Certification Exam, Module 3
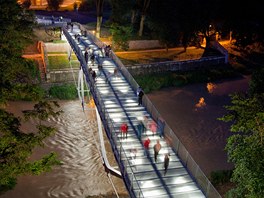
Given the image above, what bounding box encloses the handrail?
[77,24,221,198]
[62,26,144,198]
[95,107,122,178]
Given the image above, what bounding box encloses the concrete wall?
[46,68,79,83]
[128,40,163,50]
[45,42,69,52]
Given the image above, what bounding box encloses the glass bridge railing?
[63,24,221,198]
[63,26,144,198]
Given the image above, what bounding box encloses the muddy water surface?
[1,100,127,198]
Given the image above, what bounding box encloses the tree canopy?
[0,101,62,193]
[109,0,264,49]
[47,0,64,11]
[0,0,61,193]
[219,69,264,197]
[0,0,44,104]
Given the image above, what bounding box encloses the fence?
[36,15,71,26]
[127,56,226,75]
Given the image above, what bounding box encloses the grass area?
[52,40,67,43]
[116,47,204,65]
[47,52,68,54]
[49,84,77,100]
[48,55,80,69]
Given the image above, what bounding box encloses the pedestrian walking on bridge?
[164,153,170,176]
[136,121,145,140]
[143,138,151,156]
[154,140,161,162]
[120,123,128,139]
[138,89,144,106]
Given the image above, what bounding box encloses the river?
[1,100,128,198]
[1,75,250,198]
[147,75,251,176]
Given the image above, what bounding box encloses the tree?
[21,0,31,9]
[138,0,151,37]
[219,70,264,197]
[95,0,104,37]
[249,68,264,96]
[109,23,132,50]
[78,0,95,11]
[131,0,141,25]
[47,0,64,11]
[0,101,62,193]
[0,1,61,193]
[222,0,264,47]
[148,0,182,50]
[109,0,133,24]
[0,0,44,104]
[148,0,225,49]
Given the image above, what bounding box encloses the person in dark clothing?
[157,117,165,137]
[137,86,142,96]
[71,23,74,32]
[91,70,96,82]
[138,90,144,106]
[90,53,95,66]
[164,153,170,175]
[97,63,103,76]
[84,49,89,64]
[136,121,145,140]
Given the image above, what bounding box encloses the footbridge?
[60,23,221,198]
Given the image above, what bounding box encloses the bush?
[8,84,45,101]
[134,67,237,93]
[210,170,233,185]
[49,84,77,100]
[109,23,132,51]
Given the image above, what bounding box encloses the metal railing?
[36,15,71,26]
[75,24,221,198]
[62,26,144,198]
[127,56,226,75]
[111,52,222,198]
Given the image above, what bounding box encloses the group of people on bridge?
[119,86,169,175]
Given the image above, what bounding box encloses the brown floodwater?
[1,75,250,197]
[1,100,128,198]
[147,75,251,176]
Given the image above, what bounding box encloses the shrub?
[210,170,233,185]
[49,84,77,100]
[135,67,237,93]
[109,23,132,51]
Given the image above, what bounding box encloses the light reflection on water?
[1,100,128,198]
[206,82,217,94]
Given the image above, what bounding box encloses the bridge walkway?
[63,24,206,198]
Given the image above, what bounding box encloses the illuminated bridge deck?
[63,24,206,198]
